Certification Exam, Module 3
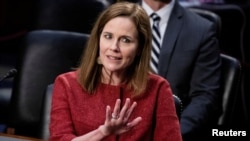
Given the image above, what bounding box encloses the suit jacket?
[141,1,222,140]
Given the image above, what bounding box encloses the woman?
[49,2,182,141]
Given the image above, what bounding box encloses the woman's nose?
[109,40,120,52]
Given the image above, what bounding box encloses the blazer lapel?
[158,2,184,77]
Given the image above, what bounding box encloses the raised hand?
[99,98,142,136]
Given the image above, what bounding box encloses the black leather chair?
[34,0,112,34]
[173,94,183,120]
[218,53,241,128]
[188,7,221,39]
[186,4,247,61]
[6,30,89,139]
[41,84,54,140]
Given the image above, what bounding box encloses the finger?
[112,99,121,119]
[124,101,137,120]
[119,98,131,119]
[126,117,142,128]
[106,105,111,121]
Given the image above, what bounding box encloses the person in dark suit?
[138,0,222,140]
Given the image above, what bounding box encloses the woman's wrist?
[98,125,110,137]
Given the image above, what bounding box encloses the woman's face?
[99,16,139,74]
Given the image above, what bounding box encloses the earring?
[97,57,102,64]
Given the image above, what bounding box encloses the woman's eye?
[121,37,131,43]
[104,34,112,39]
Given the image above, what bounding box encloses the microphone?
[0,68,18,82]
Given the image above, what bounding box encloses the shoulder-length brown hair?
[77,2,152,97]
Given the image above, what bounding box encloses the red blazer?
[49,71,182,141]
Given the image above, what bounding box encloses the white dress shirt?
[142,0,175,46]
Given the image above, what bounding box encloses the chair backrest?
[34,0,111,34]
[41,84,54,140]
[187,4,246,61]
[7,30,89,138]
[189,7,222,39]
[173,94,183,120]
[218,53,241,127]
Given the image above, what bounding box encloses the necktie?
[150,13,161,74]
